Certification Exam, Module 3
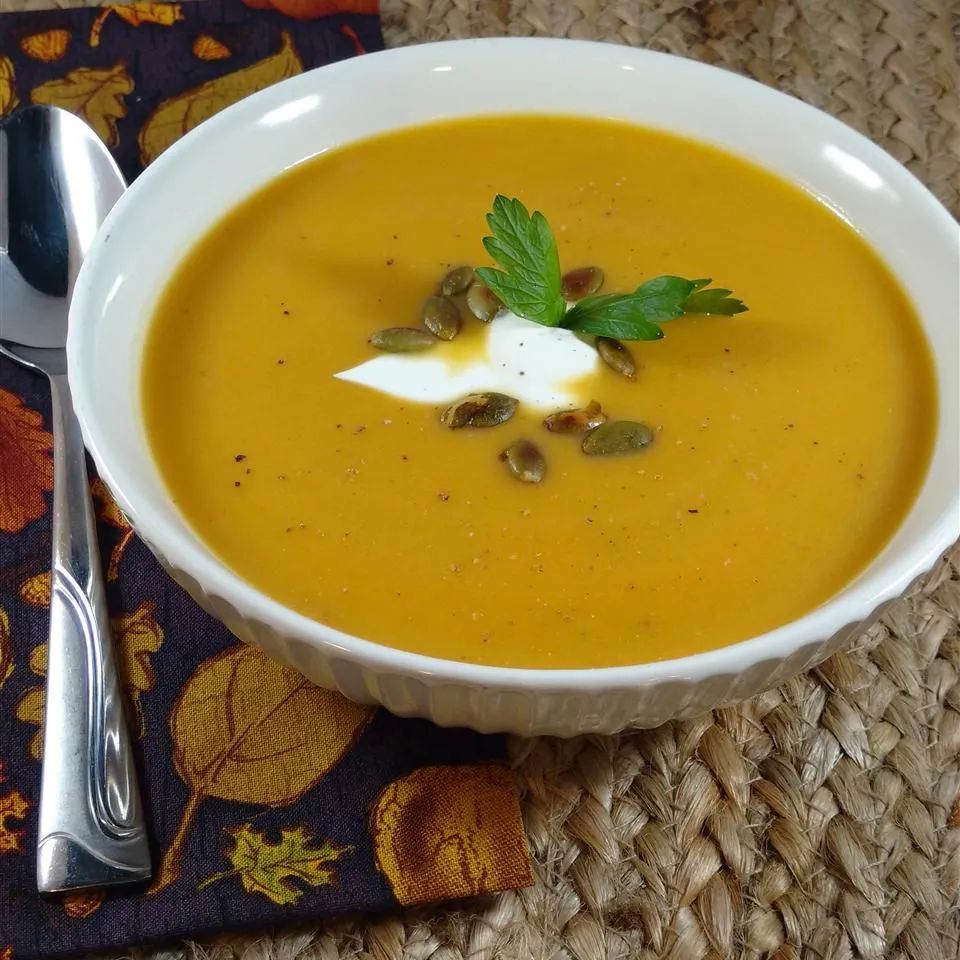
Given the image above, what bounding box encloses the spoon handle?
[37,372,151,893]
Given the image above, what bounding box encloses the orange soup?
[142,116,936,668]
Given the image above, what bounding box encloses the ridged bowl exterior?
[68,40,960,737]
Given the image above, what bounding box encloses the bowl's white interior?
[69,38,959,690]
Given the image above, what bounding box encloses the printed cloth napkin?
[0,3,532,956]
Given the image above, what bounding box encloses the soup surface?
[143,115,936,668]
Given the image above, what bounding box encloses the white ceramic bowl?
[68,38,960,736]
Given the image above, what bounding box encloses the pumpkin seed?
[370,327,437,352]
[581,421,654,456]
[562,266,604,301]
[597,337,637,380]
[422,296,462,341]
[543,400,607,435]
[440,265,474,296]
[499,439,546,484]
[466,281,503,323]
[441,392,518,429]
[574,330,597,348]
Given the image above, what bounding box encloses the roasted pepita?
[597,337,637,380]
[441,392,518,429]
[440,265,474,296]
[581,421,654,456]
[499,439,546,483]
[543,400,607,434]
[369,327,437,352]
[466,281,503,323]
[562,266,604,301]
[422,296,462,341]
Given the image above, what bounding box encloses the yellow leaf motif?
[18,571,51,607]
[139,31,302,165]
[90,3,184,48]
[21,29,71,63]
[15,687,44,760]
[0,56,17,117]
[16,644,47,758]
[0,607,12,691]
[113,601,164,736]
[30,63,134,148]
[91,478,135,581]
[193,34,231,62]
[371,764,533,905]
[198,824,349,904]
[0,765,29,855]
[152,645,372,892]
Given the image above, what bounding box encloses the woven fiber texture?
[2,1,959,958]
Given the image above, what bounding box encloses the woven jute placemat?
[3,1,959,957]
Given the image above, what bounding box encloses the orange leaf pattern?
[61,890,105,919]
[90,3,185,47]
[0,56,16,116]
[192,34,232,61]
[0,762,29,856]
[241,0,377,19]
[20,29,71,63]
[370,764,532,905]
[139,31,302,165]
[30,62,134,148]
[0,390,52,534]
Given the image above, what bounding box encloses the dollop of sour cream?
[335,310,597,410]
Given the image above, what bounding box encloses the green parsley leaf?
[474,195,565,327]
[473,196,748,340]
[562,276,744,340]
[561,293,666,341]
[683,286,748,316]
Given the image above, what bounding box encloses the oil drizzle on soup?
[142,115,937,668]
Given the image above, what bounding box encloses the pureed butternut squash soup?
[143,115,936,669]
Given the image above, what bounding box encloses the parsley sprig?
[474,195,746,340]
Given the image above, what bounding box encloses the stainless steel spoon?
[0,105,151,892]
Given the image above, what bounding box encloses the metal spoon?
[0,105,150,892]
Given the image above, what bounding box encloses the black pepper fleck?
[234,454,246,462]
[688,509,699,514]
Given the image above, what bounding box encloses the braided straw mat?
[3,1,959,958]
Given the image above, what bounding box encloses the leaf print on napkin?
[89,3,184,48]
[192,34,232,62]
[113,601,164,737]
[30,63,134,148]
[0,762,30,856]
[0,608,12,691]
[138,30,302,165]
[20,29,71,63]
[198,824,349,904]
[92,478,135,581]
[240,0,377,18]
[153,645,372,892]
[18,571,50,607]
[15,645,48,759]
[0,57,17,117]
[370,764,532,905]
[61,890,105,919]
[0,389,53,534]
